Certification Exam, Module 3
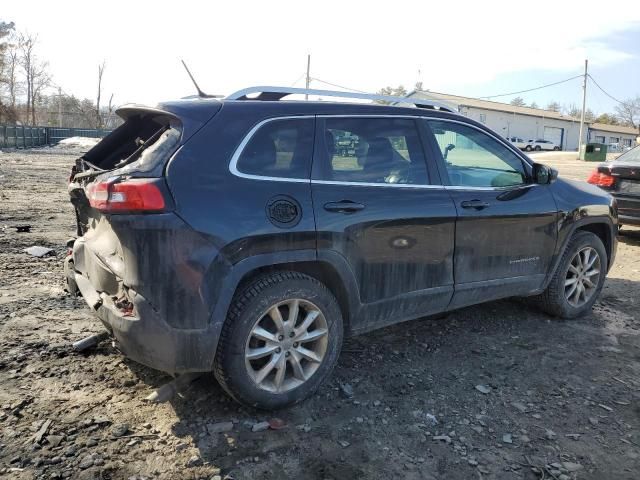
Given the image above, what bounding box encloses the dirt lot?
[1,149,639,480]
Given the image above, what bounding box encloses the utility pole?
[305,54,311,101]
[577,59,588,157]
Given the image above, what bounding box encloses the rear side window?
[314,117,428,185]
[236,118,314,179]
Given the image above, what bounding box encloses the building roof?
[588,123,639,135]
[407,90,638,136]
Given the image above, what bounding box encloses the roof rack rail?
[225,86,457,112]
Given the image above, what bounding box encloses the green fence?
[0,125,112,149]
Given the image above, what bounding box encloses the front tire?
[214,271,343,409]
[534,231,607,318]
[525,145,533,151]
[535,145,542,151]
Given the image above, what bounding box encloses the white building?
[407,90,638,151]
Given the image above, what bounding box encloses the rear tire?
[525,145,533,152]
[214,271,343,409]
[533,231,607,318]
[535,145,542,151]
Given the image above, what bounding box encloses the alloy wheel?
[564,247,601,307]
[245,299,329,393]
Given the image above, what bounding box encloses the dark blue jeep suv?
[66,87,618,409]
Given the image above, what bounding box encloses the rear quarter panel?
[165,105,317,325]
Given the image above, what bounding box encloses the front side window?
[314,118,428,185]
[426,120,528,188]
[236,118,314,179]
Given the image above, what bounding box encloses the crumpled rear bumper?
[69,238,218,375]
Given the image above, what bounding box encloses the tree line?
[508,96,639,129]
[0,20,118,129]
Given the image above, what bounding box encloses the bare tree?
[0,21,16,122]
[30,60,50,124]
[18,32,34,123]
[546,101,561,113]
[615,96,640,133]
[6,40,20,108]
[17,32,50,125]
[96,61,105,128]
[510,97,526,107]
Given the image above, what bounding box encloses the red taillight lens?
[587,170,616,188]
[86,179,166,213]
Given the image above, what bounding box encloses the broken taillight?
[86,179,166,213]
[587,169,616,188]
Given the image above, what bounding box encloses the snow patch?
[56,137,101,149]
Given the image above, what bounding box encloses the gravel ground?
[1,149,639,480]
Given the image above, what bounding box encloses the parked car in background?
[607,143,623,153]
[526,139,560,151]
[588,144,640,227]
[507,136,530,150]
[65,86,617,409]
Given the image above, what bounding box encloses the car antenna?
[180,59,222,98]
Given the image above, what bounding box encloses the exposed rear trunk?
[67,102,222,333]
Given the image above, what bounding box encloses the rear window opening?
[80,113,182,174]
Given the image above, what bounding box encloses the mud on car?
[66,87,618,409]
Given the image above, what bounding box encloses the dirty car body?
[66,91,617,407]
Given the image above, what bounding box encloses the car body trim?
[228,114,534,185]
[311,179,444,189]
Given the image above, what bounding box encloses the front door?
[311,116,457,332]
[424,119,558,309]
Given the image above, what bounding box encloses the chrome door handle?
[323,201,365,213]
[460,199,490,210]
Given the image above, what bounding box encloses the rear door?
[311,116,456,331]
[423,118,558,309]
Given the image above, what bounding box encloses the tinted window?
[314,118,428,185]
[616,144,640,163]
[236,118,314,179]
[426,120,527,188]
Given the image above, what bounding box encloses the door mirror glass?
[533,163,558,184]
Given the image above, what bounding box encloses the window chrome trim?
[229,115,314,183]
[311,179,445,189]
[228,114,534,189]
[444,184,535,191]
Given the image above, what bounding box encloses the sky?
[3,0,640,114]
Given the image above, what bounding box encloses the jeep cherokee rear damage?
[66,87,617,409]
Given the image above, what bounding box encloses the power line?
[478,75,583,99]
[587,74,626,105]
[289,74,306,87]
[309,77,369,94]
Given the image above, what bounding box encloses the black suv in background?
[66,87,617,409]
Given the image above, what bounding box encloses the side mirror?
[533,163,558,184]
[444,143,455,160]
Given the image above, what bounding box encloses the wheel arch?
[575,222,613,268]
[542,217,616,291]
[209,250,360,338]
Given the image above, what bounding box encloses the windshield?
[613,144,640,163]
